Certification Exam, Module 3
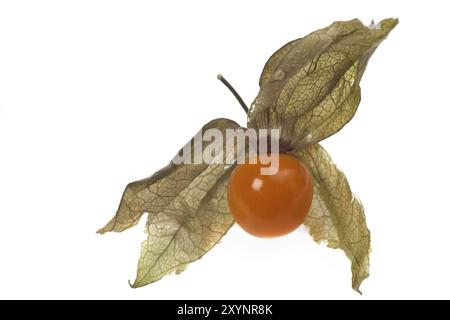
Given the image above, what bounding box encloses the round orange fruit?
[227,153,313,238]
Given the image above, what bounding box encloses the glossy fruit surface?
[227,153,313,238]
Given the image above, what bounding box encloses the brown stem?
[217,74,249,114]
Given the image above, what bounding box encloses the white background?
[0,0,448,300]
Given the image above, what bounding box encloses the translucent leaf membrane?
[249,18,398,150]
[293,144,370,293]
[99,118,242,287]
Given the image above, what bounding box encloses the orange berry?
[227,153,313,238]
